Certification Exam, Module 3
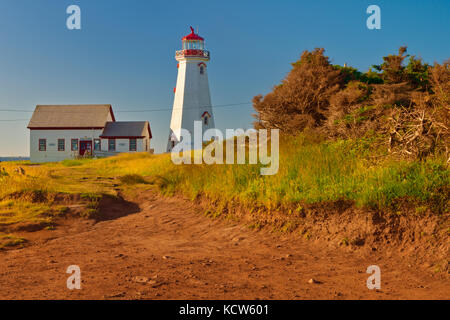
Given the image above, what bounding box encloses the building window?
[171,141,175,149]
[58,139,65,151]
[39,139,46,151]
[94,139,101,151]
[129,138,137,152]
[71,139,79,151]
[108,139,116,152]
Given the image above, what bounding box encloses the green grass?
[0,200,53,226]
[119,174,148,185]
[0,233,26,248]
[152,135,448,214]
[60,159,95,167]
[0,135,448,243]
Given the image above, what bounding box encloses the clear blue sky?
[0,0,449,156]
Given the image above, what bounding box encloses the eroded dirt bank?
[213,199,449,270]
[0,191,448,300]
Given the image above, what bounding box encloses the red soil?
[0,191,448,300]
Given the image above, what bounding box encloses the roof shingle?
[27,105,115,129]
[100,121,152,139]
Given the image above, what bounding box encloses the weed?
[0,233,26,248]
[119,174,147,185]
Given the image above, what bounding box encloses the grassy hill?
[0,134,448,248]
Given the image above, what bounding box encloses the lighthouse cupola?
[176,26,210,61]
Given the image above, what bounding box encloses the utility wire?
[0,102,253,113]
[118,102,252,113]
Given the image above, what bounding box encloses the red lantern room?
[176,26,210,61]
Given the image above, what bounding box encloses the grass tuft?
[119,174,147,185]
[0,233,27,248]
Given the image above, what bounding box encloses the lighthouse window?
[200,66,204,74]
[204,116,208,125]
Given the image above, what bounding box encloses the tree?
[253,48,342,134]
[405,56,430,91]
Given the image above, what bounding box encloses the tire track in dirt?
[0,191,448,300]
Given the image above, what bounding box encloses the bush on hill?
[253,47,449,161]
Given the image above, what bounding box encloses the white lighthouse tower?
[167,26,215,152]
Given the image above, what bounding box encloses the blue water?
[0,157,30,162]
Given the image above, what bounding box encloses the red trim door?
[79,140,92,156]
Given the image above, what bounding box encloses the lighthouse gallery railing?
[176,50,210,59]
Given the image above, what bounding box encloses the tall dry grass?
[0,134,447,241]
[152,135,448,214]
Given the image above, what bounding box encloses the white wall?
[30,129,103,163]
[99,137,151,153]
[168,56,215,151]
[114,139,138,153]
[30,129,152,163]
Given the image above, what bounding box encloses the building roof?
[100,121,152,139]
[182,26,204,41]
[27,105,115,129]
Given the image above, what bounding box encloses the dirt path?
[0,191,448,300]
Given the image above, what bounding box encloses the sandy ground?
[0,191,448,300]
